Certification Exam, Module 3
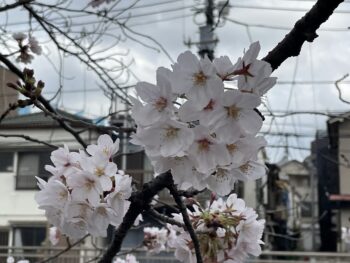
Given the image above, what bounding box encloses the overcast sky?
[4,0,350,163]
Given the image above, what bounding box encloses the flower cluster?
[131,42,275,195]
[169,194,265,263]
[114,254,139,263]
[143,226,176,254]
[12,33,42,64]
[35,134,133,239]
[6,257,29,263]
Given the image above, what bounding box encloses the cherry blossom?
[28,37,42,55]
[87,134,120,160]
[167,194,265,263]
[170,51,224,109]
[131,67,175,126]
[49,226,61,245]
[131,43,272,195]
[12,33,42,64]
[35,134,131,240]
[132,119,194,158]
[143,227,169,254]
[114,254,139,263]
[36,43,275,260]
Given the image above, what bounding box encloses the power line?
[7,0,183,26]
[5,4,196,28]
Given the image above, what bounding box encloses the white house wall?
[0,127,99,227]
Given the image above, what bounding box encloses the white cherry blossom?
[66,171,103,205]
[49,226,61,245]
[79,155,117,191]
[88,203,115,237]
[132,119,194,158]
[50,144,80,177]
[143,227,169,254]
[28,36,42,55]
[188,126,230,173]
[131,67,175,126]
[87,134,120,160]
[35,179,70,210]
[170,51,224,109]
[214,89,262,142]
[213,55,239,80]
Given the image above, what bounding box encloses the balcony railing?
[2,247,350,263]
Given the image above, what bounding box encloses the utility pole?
[184,0,220,61]
[198,0,215,60]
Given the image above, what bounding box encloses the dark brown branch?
[147,208,185,228]
[168,184,203,263]
[0,103,20,123]
[98,171,173,263]
[0,0,33,12]
[0,133,58,149]
[0,53,88,148]
[262,0,344,71]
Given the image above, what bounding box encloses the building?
[264,157,320,251]
[0,110,100,261]
[0,67,18,117]
[279,158,319,251]
[0,111,177,261]
[326,112,350,252]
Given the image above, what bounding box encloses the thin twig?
[335,73,350,105]
[168,184,203,263]
[37,234,89,263]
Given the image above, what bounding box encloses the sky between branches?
[3,0,350,163]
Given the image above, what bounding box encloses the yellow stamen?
[193,71,207,86]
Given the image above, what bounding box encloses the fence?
[1,247,350,263]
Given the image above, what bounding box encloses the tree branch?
[98,171,173,263]
[0,0,33,12]
[147,208,185,228]
[0,53,88,148]
[168,184,203,263]
[262,0,344,71]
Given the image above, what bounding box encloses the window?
[12,226,46,262]
[13,226,46,247]
[0,152,14,172]
[301,201,312,217]
[0,229,9,262]
[16,151,51,190]
[126,151,145,186]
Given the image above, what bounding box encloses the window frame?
[15,149,52,190]
[0,151,14,173]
